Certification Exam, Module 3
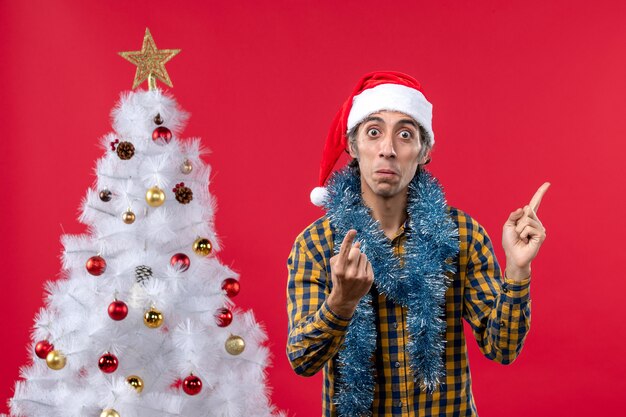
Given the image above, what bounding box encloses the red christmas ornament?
[170,253,190,272]
[182,374,202,395]
[86,256,107,276]
[152,126,172,145]
[215,307,233,327]
[221,278,240,298]
[35,340,54,359]
[98,352,119,374]
[108,300,129,321]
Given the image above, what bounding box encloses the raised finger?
[529,182,550,213]
[337,230,357,263]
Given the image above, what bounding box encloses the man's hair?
[346,122,432,176]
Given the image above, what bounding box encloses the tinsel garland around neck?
[323,167,459,417]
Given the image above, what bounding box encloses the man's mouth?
[375,169,399,176]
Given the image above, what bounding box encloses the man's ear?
[419,149,431,165]
[347,138,358,159]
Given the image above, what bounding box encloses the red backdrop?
[1,1,625,415]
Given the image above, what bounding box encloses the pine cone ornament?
[116,141,135,160]
[173,183,193,204]
[135,265,153,285]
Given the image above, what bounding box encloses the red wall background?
[1,1,625,416]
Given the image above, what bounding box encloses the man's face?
[349,111,427,199]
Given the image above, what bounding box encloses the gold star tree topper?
[119,28,181,90]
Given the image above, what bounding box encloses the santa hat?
[310,71,435,206]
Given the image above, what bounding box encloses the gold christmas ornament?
[145,186,166,207]
[144,307,164,328]
[225,335,245,356]
[46,350,66,370]
[193,237,213,257]
[100,409,121,417]
[181,159,193,174]
[122,210,136,224]
[118,28,181,90]
[126,375,144,393]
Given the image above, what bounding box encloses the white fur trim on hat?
[347,84,434,145]
[310,186,328,207]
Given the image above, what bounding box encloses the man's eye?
[367,128,380,137]
[399,131,412,139]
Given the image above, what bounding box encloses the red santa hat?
[310,71,435,206]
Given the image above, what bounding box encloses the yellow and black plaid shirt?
[286,207,531,417]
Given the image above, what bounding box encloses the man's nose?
[378,134,397,158]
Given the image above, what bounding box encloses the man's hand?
[502,182,550,281]
[326,230,374,318]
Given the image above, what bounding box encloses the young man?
[286,71,548,417]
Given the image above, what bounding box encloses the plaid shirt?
[286,207,531,417]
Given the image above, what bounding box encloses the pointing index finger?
[337,230,357,262]
[529,182,550,213]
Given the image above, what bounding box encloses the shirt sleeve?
[462,218,531,365]
[286,233,351,377]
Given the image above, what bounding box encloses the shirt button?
[395,361,401,368]
[500,321,506,327]
[502,286,509,293]
[397,401,403,407]
[393,322,398,329]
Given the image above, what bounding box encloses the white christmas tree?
[4,29,282,417]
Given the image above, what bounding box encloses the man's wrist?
[501,264,532,304]
[326,293,358,319]
[505,262,531,282]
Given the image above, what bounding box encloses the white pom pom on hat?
[310,71,435,206]
[310,187,329,207]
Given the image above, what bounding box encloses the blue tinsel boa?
[324,167,460,417]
